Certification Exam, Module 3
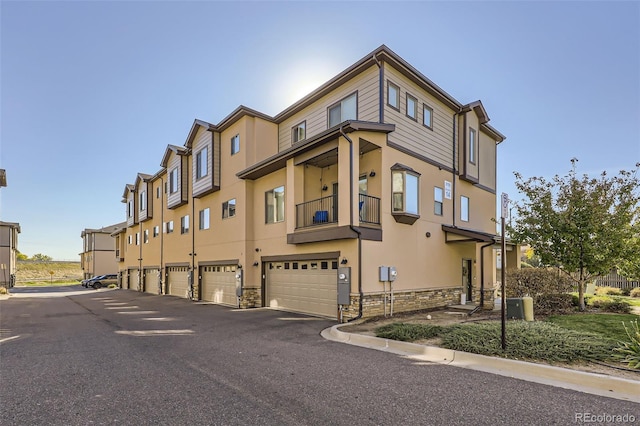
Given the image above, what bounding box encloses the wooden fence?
[596,269,639,289]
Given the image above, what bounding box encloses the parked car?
[88,274,118,289]
[82,275,102,288]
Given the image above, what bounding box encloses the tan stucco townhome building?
[80,222,126,280]
[0,221,21,288]
[115,45,519,321]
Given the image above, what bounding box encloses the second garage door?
[200,265,237,306]
[168,266,189,298]
[128,269,140,291]
[265,259,338,318]
[144,268,160,294]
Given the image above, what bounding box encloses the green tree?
[510,159,640,311]
[31,253,53,262]
[16,251,28,261]
[618,229,640,281]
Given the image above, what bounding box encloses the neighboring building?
[80,222,126,280]
[116,45,519,320]
[0,221,20,288]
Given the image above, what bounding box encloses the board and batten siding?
[478,130,497,191]
[138,181,152,222]
[383,66,456,170]
[167,154,188,209]
[192,127,220,198]
[126,191,136,227]
[278,65,380,152]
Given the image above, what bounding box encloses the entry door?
[462,259,473,302]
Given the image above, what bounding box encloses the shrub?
[620,287,631,297]
[630,287,640,298]
[589,297,631,313]
[375,323,442,342]
[595,286,622,296]
[535,293,574,315]
[612,320,640,369]
[0,286,7,295]
[572,293,593,307]
[506,268,573,298]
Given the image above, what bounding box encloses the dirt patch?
[340,308,640,382]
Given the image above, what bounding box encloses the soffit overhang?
[237,121,395,180]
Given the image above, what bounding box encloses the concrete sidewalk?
[322,323,639,403]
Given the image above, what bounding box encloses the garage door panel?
[201,265,237,306]
[168,267,189,298]
[266,260,337,318]
[128,269,139,291]
[144,269,160,294]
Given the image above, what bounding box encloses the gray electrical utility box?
[337,267,351,305]
[379,266,389,282]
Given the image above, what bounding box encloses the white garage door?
[201,265,237,306]
[168,266,189,298]
[128,269,140,291]
[266,259,338,318]
[144,269,160,294]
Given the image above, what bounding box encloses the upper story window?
[406,94,417,121]
[153,226,159,237]
[328,92,357,127]
[461,196,470,222]
[135,232,140,245]
[199,208,210,230]
[292,121,306,144]
[181,215,190,234]
[169,168,179,194]
[139,190,146,211]
[143,229,149,244]
[196,147,208,179]
[423,104,433,129]
[469,128,476,164]
[128,235,132,245]
[387,81,399,110]
[265,186,285,224]
[223,199,236,219]
[165,220,174,234]
[434,187,443,216]
[231,134,240,155]
[156,187,161,199]
[392,170,419,215]
[127,199,134,218]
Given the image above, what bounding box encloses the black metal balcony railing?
[296,193,381,229]
[359,193,381,225]
[296,194,338,228]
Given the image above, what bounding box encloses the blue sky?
[1,1,638,260]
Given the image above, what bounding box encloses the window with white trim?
[469,128,476,164]
[423,104,433,129]
[169,168,179,194]
[139,190,146,211]
[387,81,399,109]
[196,147,208,179]
[406,93,417,120]
[199,208,210,230]
[153,226,159,237]
[231,134,240,155]
[292,122,306,144]
[223,199,236,219]
[265,186,285,223]
[461,196,470,222]
[181,215,189,234]
[392,170,419,215]
[143,229,149,244]
[434,187,443,216]
[328,92,357,127]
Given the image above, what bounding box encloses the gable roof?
[160,144,189,168]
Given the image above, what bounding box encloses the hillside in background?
[16,261,83,283]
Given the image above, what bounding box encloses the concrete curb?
[321,324,639,402]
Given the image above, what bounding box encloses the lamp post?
[500,193,509,350]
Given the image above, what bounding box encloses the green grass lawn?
[546,313,639,343]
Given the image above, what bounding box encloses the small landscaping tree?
[510,160,640,311]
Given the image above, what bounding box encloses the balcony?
[295,193,380,229]
[296,195,337,229]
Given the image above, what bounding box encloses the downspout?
[159,176,165,295]
[138,216,143,292]
[191,171,196,301]
[340,126,363,322]
[452,111,460,227]
[372,53,383,123]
